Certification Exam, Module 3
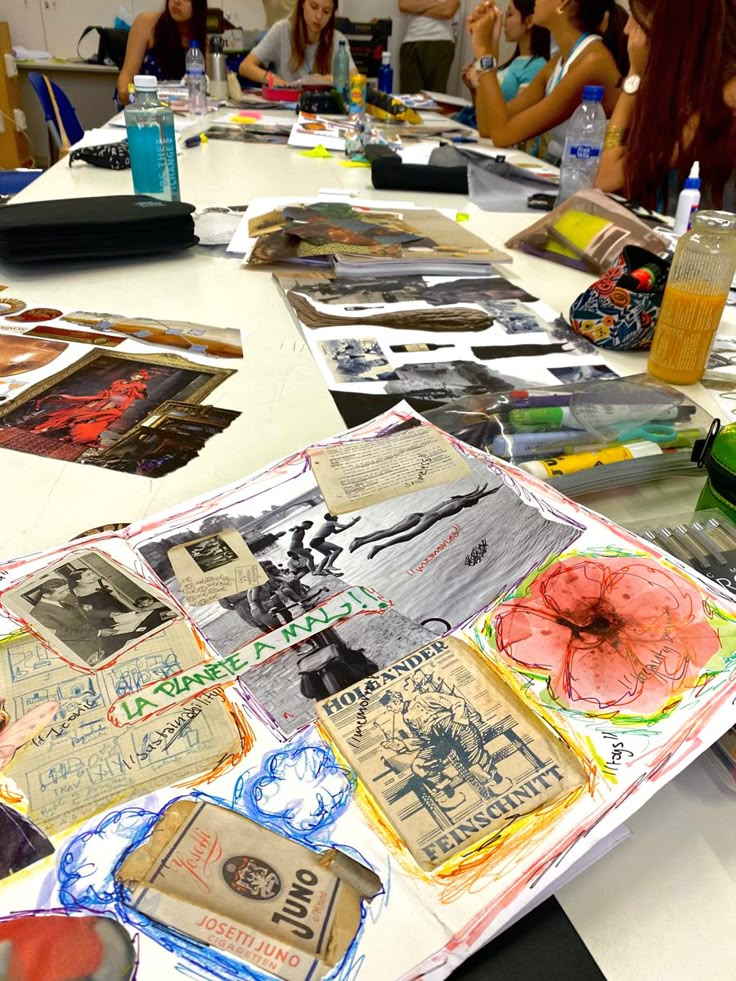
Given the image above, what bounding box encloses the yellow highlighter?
[520,441,662,478]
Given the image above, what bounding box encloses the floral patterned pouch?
[569,245,671,350]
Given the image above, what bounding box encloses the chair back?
[27,72,85,150]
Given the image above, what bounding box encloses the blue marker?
[492,430,595,458]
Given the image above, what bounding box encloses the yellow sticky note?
[339,159,371,168]
[299,144,333,158]
[456,212,470,222]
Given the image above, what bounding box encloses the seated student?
[239,0,356,87]
[118,0,207,104]
[597,0,736,212]
[457,0,550,132]
[467,0,623,162]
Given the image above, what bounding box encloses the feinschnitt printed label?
[317,637,586,871]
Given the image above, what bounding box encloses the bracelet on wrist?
[603,125,629,150]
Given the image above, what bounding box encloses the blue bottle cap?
[582,85,604,102]
[190,40,200,49]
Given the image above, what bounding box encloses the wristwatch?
[473,54,497,74]
[621,74,641,95]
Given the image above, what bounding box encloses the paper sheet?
[308,424,471,513]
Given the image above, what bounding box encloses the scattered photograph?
[383,360,530,401]
[186,535,239,572]
[2,550,179,669]
[0,351,233,465]
[318,337,398,384]
[276,274,538,306]
[548,363,619,383]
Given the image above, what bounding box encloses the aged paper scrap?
[307,425,471,514]
[169,529,268,607]
[117,799,369,981]
[0,624,241,834]
[317,636,586,870]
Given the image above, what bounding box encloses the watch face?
[623,74,641,94]
[479,56,495,70]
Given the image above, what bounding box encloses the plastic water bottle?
[333,39,350,106]
[186,40,207,115]
[124,75,181,201]
[377,51,393,94]
[555,85,606,206]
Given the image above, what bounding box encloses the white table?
[4,109,736,981]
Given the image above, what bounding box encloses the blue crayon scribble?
[232,730,355,844]
[54,733,374,981]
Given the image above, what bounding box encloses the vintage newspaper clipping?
[117,800,367,981]
[317,637,586,870]
[307,425,470,514]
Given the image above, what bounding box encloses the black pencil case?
[0,195,198,263]
[370,155,469,195]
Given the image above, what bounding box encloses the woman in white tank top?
[467,0,622,157]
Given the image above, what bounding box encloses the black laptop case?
[0,195,198,263]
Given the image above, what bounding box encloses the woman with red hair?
[597,0,736,211]
[239,0,356,87]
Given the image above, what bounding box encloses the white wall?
[0,0,516,94]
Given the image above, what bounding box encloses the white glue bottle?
[673,161,701,236]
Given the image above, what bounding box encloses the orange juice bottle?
[648,211,736,384]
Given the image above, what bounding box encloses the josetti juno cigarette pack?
[116,800,368,980]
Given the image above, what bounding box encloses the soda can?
[349,74,367,114]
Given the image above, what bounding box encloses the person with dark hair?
[467,0,622,161]
[309,513,360,574]
[118,0,208,104]
[239,0,356,86]
[597,0,736,212]
[465,0,550,104]
[30,579,102,663]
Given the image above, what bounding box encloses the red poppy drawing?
[493,557,721,715]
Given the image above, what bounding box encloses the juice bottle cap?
[134,75,157,90]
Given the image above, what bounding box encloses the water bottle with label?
[555,85,606,206]
[186,40,207,115]
[377,51,393,94]
[333,39,350,107]
[124,75,181,202]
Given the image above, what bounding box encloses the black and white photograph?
[548,363,620,384]
[3,551,179,668]
[134,447,581,733]
[277,273,538,307]
[382,360,530,402]
[317,338,398,385]
[185,535,239,572]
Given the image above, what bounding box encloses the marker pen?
[492,429,599,458]
[509,404,690,432]
[673,524,712,567]
[690,520,727,563]
[519,441,662,478]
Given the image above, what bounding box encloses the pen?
[184,133,208,147]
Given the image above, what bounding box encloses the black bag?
[69,141,131,170]
[77,26,130,69]
[0,195,198,263]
